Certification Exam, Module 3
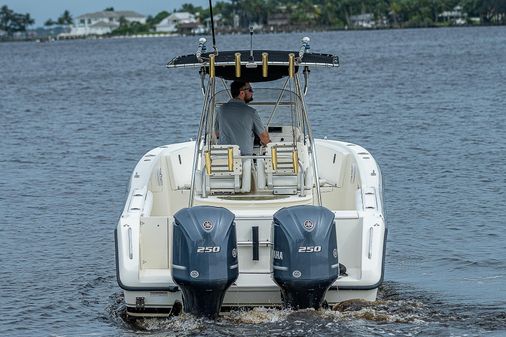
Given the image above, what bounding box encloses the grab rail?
[368,227,373,259]
[128,227,133,260]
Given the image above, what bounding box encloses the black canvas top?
[167,50,338,82]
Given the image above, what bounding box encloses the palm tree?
[44,18,56,27]
[57,10,73,25]
[22,13,35,29]
[0,5,14,31]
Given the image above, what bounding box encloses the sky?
[1,0,210,27]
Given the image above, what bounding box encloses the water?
[1,27,505,336]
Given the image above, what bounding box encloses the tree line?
[1,1,505,37]
[110,0,506,36]
[0,5,34,34]
[44,10,73,27]
[0,5,74,35]
[187,0,506,28]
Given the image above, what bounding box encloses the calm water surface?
[1,27,505,336]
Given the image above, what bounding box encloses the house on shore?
[69,10,146,36]
[268,13,290,27]
[155,12,199,34]
[349,13,387,28]
[350,13,375,28]
[203,13,226,32]
[267,7,290,32]
[438,6,467,25]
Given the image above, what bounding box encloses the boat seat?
[263,142,301,195]
[203,145,251,194]
[166,146,193,190]
[316,144,349,188]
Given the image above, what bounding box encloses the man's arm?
[259,130,270,145]
[252,110,270,146]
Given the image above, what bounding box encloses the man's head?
[231,80,254,103]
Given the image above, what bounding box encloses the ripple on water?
[2,27,506,337]
[102,282,506,337]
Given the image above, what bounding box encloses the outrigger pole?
[208,0,217,52]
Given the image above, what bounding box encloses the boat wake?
[104,282,506,336]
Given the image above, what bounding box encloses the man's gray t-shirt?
[215,98,266,155]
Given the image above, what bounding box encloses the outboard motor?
[172,206,238,318]
[273,205,339,309]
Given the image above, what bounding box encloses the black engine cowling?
[273,205,339,309]
[172,206,238,318]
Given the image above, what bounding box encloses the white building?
[70,10,146,36]
[350,13,375,28]
[439,6,467,25]
[155,12,197,33]
[204,13,224,30]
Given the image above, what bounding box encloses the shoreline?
[1,23,504,43]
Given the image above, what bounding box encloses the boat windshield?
[212,88,304,129]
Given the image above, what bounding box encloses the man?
[215,80,270,155]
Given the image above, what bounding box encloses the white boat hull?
[115,139,386,316]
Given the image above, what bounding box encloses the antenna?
[299,36,310,61]
[249,26,254,61]
[196,38,207,95]
[196,37,207,62]
[246,26,257,68]
[208,0,217,52]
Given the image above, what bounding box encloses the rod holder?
[209,54,216,78]
[227,147,234,171]
[205,151,212,175]
[262,52,268,78]
[288,53,295,78]
[292,150,299,174]
[272,148,278,170]
[234,53,241,78]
